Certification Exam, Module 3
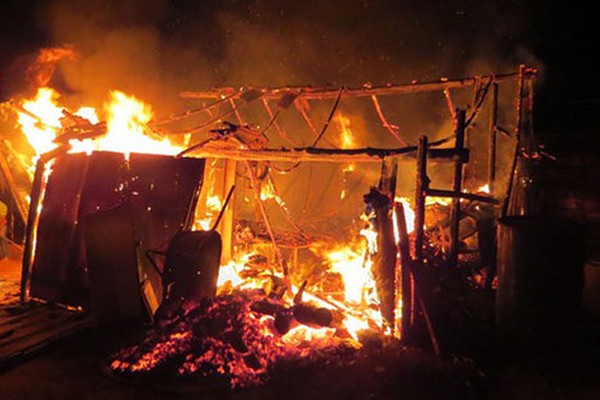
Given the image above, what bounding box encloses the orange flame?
[394,197,416,234]
[98,91,181,157]
[18,88,65,162]
[336,113,356,199]
[16,87,182,171]
[17,86,404,361]
[335,113,355,148]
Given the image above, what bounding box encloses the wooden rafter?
[180,69,536,100]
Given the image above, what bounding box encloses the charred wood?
[292,303,333,329]
[414,136,428,269]
[181,143,469,164]
[274,309,295,335]
[364,187,397,329]
[424,188,498,204]
[395,202,413,341]
[448,109,466,268]
[180,69,537,100]
[250,298,287,316]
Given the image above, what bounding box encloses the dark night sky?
[0,0,596,137]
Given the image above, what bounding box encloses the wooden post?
[398,196,441,354]
[378,157,399,195]
[20,161,47,304]
[502,65,527,218]
[414,136,428,269]
[220,159,236,264]
[488,82,499,195]
[448,109,467,268]
[413,275,441,356]
[372,158,399,331]
[395,201,413,341]
[373,198,397,330]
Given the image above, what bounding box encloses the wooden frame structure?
[171,66,536,344]
[9,66,535,346]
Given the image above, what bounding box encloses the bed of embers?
[109,288,371,388]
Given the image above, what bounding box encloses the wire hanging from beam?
[370,94,409,146]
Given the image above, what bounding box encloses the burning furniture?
[1,66,536,386]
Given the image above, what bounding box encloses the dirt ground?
[1,321,599,400]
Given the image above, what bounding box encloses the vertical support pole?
[524,75,535,150]
[395,201,413,341]
[487,82,499,195]
[448,109,467,268]
[414,136,428,269]
[20,161,47,304]
[502,65,526,218]
[220,159,236,264]
[374,157,399,332]
[377,157,398,194]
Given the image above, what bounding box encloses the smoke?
[36,0,176,112]
[24,0,540,115]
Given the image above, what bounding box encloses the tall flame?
[335,114,355,148]
[16,87,182,171]
[98,91,180,157]
[336,114,356,199]
[18,88,66,162]
[395,197,416,234]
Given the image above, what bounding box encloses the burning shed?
[1,63,536,387]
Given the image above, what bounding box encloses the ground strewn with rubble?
[1,247,599,400]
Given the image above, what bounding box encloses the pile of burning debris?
[108,189,398,388]
[110,289,362,388]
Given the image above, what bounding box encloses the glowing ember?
[110,293,357,388]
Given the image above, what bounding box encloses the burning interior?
[0,58,536,387]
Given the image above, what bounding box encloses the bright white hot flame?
[477,183,490,194]
[195,195,224,231]
[394,197,416,234]
[18,88,63,161]
[327,247,370,304]
[73,107,99,124]
[16,88,183,170]
[97,91,181,157]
